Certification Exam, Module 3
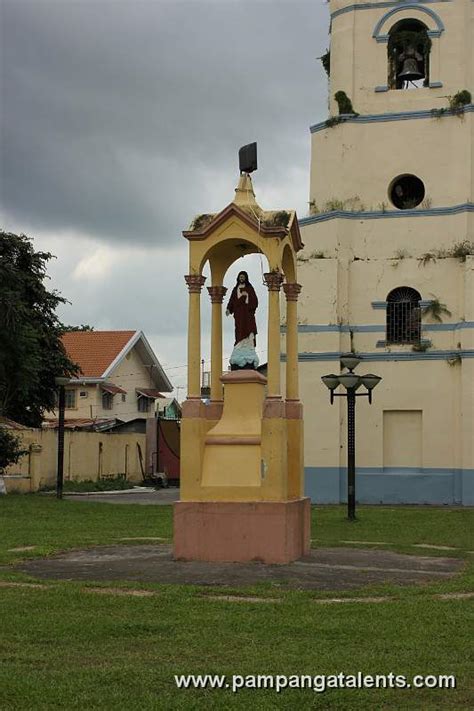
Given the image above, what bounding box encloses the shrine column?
[264,271,284,398]
[283,283,302,401]
[207,285,227,401]
[184,274,206,399]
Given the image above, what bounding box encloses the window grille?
[64,389,76,409]
[137,396,150,413]
[102,392,113,410]
[386,287,421,344]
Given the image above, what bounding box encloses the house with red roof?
[47,330,172,424]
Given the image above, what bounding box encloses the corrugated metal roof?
[101,382,127,395]
[136,388,166,399]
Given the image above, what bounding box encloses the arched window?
[388,20,431,90]
[386,287,421,344]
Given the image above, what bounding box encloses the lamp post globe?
[360,374,382,390]
[340,353,362,372]
[321,374,340,390]
[321,356,381,520]
[338,373,362,390]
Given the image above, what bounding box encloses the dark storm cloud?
[1,0,329,245]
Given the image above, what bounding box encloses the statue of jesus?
[225,270,259,370]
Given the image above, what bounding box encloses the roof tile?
[61,331,136,378]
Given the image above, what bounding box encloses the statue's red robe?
[226,284,258,345]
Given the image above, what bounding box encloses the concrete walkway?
[65,488,179,505]
[18,544,463,590]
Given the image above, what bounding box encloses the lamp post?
[55,376,70,500]
[322,355,381,520]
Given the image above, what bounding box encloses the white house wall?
[60,345,161,422]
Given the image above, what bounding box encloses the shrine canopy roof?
[183,174,303,253]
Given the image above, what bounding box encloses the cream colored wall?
[106,345,157,420]
[383,411,423,468]
[299,358,466,473]
[300,212,472,260]
[310,114,473,212]
[2,429,146,492]
[296,261,471,337]
[329,0,473,116]
[297,257,471,330]
[296,258,338,326]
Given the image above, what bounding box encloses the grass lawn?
[0,495,473,709]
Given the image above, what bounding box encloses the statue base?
[229,336,259,370]
[173,497,311,564]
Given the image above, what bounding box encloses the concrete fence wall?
[2,429,146,493]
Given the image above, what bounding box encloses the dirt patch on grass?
[313,596,393,604]
[118,537,167,542]
[83,586,156,597]
[203,594,282,604]
[0,581,48,589]
[436,592,474,600]
[413,544,458,551]
[340,540,393,546]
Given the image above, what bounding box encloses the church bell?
[398,48,425,83]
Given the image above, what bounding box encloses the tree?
[0,231,78,427]
[0,427,27,473]
[62,325,94,332]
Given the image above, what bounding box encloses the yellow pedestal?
[202,370,266,488]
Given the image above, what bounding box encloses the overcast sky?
[1,0,330,398]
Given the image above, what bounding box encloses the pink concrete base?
[173,498,311,564]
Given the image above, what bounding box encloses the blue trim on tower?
[310,105,474,134]
[304,466,474,505]
[280,350,474,362]
[280,321,474,334]
[299,202,474,226]
[422,321,474,331]
[372,301,441,311]
[331,1,452,22]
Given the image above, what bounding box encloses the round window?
[389,175,425,210]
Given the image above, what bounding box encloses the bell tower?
[297,0,474,505]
